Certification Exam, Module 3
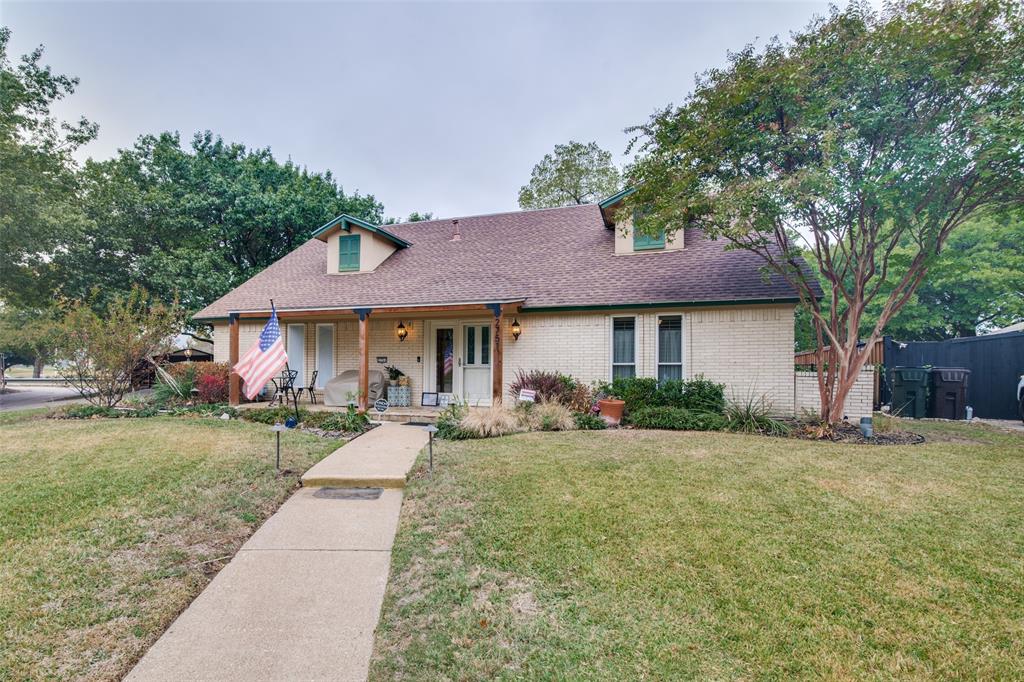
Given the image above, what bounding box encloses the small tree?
[627,0,1024,422]
[518,140,621,209]
[0,306,61,377]
[55,288,183,407]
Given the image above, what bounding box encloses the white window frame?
[609,315,638,380]
[655,314,684,383]
[314,323,335,388]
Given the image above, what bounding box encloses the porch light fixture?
[396,321,408,342]
[511,318,522,340]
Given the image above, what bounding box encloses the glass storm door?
[287,324,305,388]
[462,323,491,405]
[434,327,455,395]
[315,324,334,388]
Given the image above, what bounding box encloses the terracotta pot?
[598,398,625,425]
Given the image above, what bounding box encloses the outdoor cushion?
[323,370,384,406]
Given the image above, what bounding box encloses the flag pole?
[271,299,301,424]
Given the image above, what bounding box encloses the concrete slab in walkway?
[127,423,429,682]
[301,422,430,488]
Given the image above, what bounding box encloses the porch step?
[371,409,440,424]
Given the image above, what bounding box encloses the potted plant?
[384,365,404,386]
[595,383,625,425]
[398,374,410,387]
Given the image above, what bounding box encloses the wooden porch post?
[489,304,503,404]
[228,313,240,405]
[356,308,371,412]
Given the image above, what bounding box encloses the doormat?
[313,487,383,500]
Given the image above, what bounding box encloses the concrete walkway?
[127,422,429,682]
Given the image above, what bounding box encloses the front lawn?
[370,420,1024,679]
[0,411,338,680]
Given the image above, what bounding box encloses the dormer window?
[338,233,360,272]
[632,208,665,251]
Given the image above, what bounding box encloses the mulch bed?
[790,421,925,445]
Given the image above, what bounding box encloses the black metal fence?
[882,331,1024,419]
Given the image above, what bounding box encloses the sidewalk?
[126,422,429,682]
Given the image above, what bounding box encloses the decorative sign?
[376,356,388,364]
[374,398,389,413]
[518,389,537,403]
[438,394,451,407]
[421,392,439,407]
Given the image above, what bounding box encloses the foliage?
[0,305,61,376]
[55,287,183,407]
[0,27,98,308]
[722,394,791,437]
[598,375,726,415]
[56,404,121,419]
[194,363,230,403]
[509,370,580,405]
[626,0,1024,422]
[628,406,727,431]
[436,401,472,440]
[153,362,198,403]
[517,140,621,209]
[384,364,404,381]
[796,214,1024,348]
[519,399,577,432]
[385,211,434,224]
[305,405,371,433]
[573,411,607,430]
[241,405,311,425]
[460,405,522,438]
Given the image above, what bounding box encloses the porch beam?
[228,313,240,405]
[489,304,504,404]
[233,301,525,320]
[356,308,371,412]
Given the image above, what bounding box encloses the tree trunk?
[33,356,44,378]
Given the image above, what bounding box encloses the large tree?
[56,131,384,311]
[627,0,1023,422]
[0,27,97,308]
[518,140,621,209]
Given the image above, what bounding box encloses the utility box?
[890,367,930,418]
[928,367,970,420]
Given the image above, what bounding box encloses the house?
[194,192,813,412]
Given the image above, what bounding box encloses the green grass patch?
[0,416,337,680]
[370,421,1024,680]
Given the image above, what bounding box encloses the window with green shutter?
[632,207,666,251]
[338,234,360,271]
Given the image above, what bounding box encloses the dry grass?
[460,405,522,438]
[370,419,1024,680]
[0,412,337,681]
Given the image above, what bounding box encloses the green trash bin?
[928,367,970,420]
[890,367,929,418]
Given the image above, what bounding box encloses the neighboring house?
[195,192,816,412]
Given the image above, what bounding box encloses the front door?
[462,323,491,405]
[433,326,456,400]
[315,324,334,388]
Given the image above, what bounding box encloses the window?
[611,317,636,379]
[657,315,683,383]
[632,208,665,251]
[338,234,360,271]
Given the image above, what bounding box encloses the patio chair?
[271,369,299,406]
[298,370,319,405]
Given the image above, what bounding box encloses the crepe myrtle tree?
[626,0,1024,423]
[56,287,183,407]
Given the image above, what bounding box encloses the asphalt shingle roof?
[194,204,813,320]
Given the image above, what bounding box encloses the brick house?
[194,192,815,412]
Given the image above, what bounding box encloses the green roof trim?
[598,187,636,209]
[311,213,412,248]
[519,297,801,313]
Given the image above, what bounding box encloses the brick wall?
[213,303,799,413]
[794,368,874,421]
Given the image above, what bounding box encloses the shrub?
[679,375,726,413]
[628,406,728,431]
[573,411,607,430]
[436,401,472,440]
[312,405,370,433]
[509,370,575,404]
[57,404,121,419]
[153,362,197,404]
[242,406,311,424]
[563,382,594,413]
[460,405,521,438]
[194,363,230,403]
[723,394,791,436]
[599,377,659,413]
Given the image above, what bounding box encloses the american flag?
[234,305,288,400]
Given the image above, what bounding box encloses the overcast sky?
[5,1,832,221]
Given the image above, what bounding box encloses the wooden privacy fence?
[794,339,883,409]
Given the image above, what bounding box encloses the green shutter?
[338,234,360,271]
[632,208,665,250]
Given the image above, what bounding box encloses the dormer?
[312,214,412,274]
[599,188,684,256]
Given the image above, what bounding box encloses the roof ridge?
[386,203,595,229]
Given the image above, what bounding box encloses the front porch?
[227,302,522,412]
